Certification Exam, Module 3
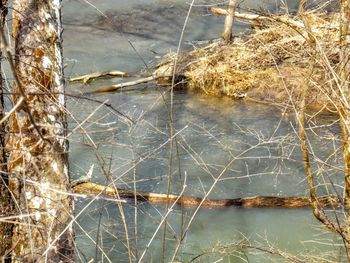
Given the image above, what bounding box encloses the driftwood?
[70,70,147,84]
[72,182,340,208]
[82,76,156,94]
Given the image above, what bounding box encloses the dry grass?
[157,13,340,109]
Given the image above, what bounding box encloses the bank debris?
[154,11,340,109]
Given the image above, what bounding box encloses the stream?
[63,0,343,262]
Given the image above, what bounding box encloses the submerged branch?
[72,182,339,208]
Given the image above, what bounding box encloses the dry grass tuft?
[157,13,340,109]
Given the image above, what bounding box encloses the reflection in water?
[64,0,344,262]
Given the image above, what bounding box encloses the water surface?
[63,1,343,262]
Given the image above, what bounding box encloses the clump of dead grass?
[158,13,340,108]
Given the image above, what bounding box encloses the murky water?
[63,1,343,262]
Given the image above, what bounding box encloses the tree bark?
[222,0,237,44]
[7,0,74,262]
[339,0,350,255]
[0,1,13,261]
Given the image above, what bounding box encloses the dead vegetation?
[156,12,340,109]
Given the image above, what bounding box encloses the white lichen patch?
[53,0,61,9]
[53,71,65,106]
[47,114,56,122]
[47,104,59,114]
[25,191,32,200]
[42,56,52,69]
[48,23,56,36]
[34,211,41,221]
[25,151,33,162]
[51,161,59,173]
[54,71,60,85]
[48,209,56,218]
[32,196,43,209]
[64,164,69,178]
[46,198,52,207]
[54,122,63,136]
[39,182,50,192]
[44,11,52,20]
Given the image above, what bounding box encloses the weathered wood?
[72,182,340,208]
[7,1,74,262]
[70,70,147,84]
[84,76,156,94]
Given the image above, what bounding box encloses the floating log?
[72,182,340,208]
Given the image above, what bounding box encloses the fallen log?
[72,182,340,208]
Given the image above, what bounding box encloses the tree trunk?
[222,0,237,44]
[339,0,350,256]
[0,1,14,261]
[7,0,74,262]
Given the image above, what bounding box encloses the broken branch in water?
[72,182,339,208]
[70,70,149,84]
[82,75,156,94]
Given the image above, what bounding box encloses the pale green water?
[63,1,344,262]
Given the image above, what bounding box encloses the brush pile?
[156,12,340,109]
